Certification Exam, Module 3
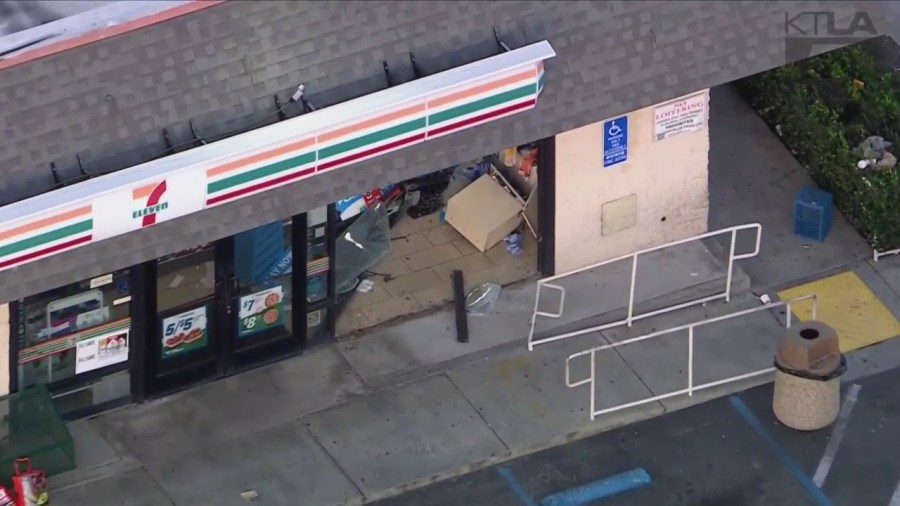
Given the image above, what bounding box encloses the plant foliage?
[740,43,900,250]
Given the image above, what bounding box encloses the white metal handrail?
[873,247,900,262]
[527,223,763,350]
[564,295,817,421]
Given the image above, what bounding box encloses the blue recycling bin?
[793,186,834,242]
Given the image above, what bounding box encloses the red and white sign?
[653,92,707,142]
[75,329,129,374]
[90,168,206,241]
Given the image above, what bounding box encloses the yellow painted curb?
[778,271,900,353]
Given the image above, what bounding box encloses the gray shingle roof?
[0,0,896,300]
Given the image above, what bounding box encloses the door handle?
[215,278,238,315]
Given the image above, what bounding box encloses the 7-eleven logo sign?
[132,180,168,227]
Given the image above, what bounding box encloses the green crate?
[0,386,75,487]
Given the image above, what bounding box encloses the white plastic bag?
[465,283,502,315]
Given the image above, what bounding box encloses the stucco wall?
[0,303,8,395]
[554,90,710,273]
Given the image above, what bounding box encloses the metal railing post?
[873,246,900,263]
[627,254,638,327]
[589,350,597,420]
[725,229,737,302]
[529,223,765,349]
[527,283,542,350]
[687,326,694,396]
[566,295,816,420]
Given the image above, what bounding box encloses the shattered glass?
[334,203,391,294]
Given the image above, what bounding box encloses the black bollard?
[452,270,469,343]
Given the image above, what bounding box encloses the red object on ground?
[0,484,15,506]
[12,458,48,506]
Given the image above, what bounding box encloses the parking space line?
[729,396,834,506]
[813,384,862,487]
[497,466,538,506]
[889,480,900,506]
[539,468,652,506]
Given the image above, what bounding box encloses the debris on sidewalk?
[445,170,523,252]
[0,484,13,506]
[240,489,259,502]
[356,279,375,293]
[504,232,523,256]
[13,457,49,506]
[466,282,502,315]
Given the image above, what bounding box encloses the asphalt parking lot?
[372,367,900,506]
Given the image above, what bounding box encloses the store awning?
[0,40,555,272]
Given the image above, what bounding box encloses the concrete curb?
[353,332,900,505]
[51,456,143,494]
[354,372,777,505]
[354,401,666,505]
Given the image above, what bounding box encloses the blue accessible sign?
[603,116,628,168]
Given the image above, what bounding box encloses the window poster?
[238,285,285,337]
[75,328,129,374]
[161,305,208,359]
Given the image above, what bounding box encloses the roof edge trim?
[0,1,223,71]
[0,40,556,272]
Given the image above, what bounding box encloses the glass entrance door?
[147,244,219,394]
[144,211,333,397]
[228,218,300,368]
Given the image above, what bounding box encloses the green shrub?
[739,43,900,251]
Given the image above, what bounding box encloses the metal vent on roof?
[14,26,527,203]
[46,155,92,191]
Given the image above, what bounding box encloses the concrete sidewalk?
[49,242,747,506]
[49,254,900,506]
[47,301,742,506]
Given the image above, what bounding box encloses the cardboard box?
[445,175,523,252]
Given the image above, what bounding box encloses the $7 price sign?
[241,298,258,330]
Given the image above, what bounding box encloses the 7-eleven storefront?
[0,42,557,419]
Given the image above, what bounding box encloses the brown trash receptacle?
[772,321,846,431]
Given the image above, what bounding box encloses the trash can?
[772,321,846,431]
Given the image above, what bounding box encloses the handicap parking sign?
[603,116,628,168]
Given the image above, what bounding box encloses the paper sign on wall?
[75,329,129,374]
[653,93,707,142]
[603,116,628,168]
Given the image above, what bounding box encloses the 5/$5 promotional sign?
[90,169,206,241]
[161,305,209,359]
